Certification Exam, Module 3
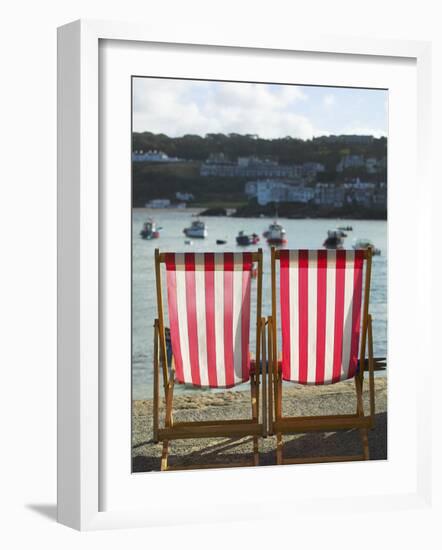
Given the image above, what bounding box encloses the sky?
[132,77,388,140]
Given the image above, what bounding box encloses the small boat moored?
[183,219,207,239]
[352,238,381,255]
[140,218,160,240]
[235,231,260,246]
[216,239,227,245]
[323,229,345,249]
[263,222,287,246]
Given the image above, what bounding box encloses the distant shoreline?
[133,206,387,221]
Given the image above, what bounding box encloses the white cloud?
[133,78,387,139]
[133,79,313,139]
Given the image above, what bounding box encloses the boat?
[139,218,160,240]
[338,225,353,232]
[235,231,260,246]
[323,229,345,249]
[184,239,193,245]
[352,238,381,255]
[216,239,227,245]
[263,222,287,245]
[183,219,207,239]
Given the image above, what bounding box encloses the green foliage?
[132,132,387,165]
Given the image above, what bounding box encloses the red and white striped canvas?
[165,252,254,388]
[279,249,365,385]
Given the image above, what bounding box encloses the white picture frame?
[57,19,433,531]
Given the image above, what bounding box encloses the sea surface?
[132,208,387,400]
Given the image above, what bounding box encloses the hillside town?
[135,151,386,213]
[132,133,387,218]
[199,153,386,209]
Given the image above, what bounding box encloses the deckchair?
[153,249,266,471]
[268,248,375,465]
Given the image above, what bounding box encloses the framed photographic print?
[57,19,432,530]
[131,76,388,474]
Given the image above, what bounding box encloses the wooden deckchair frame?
[268,247,376,465]
[153,248,266,471]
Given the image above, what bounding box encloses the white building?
[336,154,365,172]
[365,157,379,173]
[206,152,229,164]
[132,150,180,163]
[200,155,300,178]
[287,186,315,203]
[249,180,314,206]
[256,180,288,205]
[314,183,345,207]
[343,178,375,190]
[300,162,325,176]
[146,199,171,208]
[175,192,194,202]
[244,181,258,197]
[237,156,252,167]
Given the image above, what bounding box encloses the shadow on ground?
[132,412,387,472]
[26,504,57,522]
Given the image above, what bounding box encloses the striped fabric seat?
[164,252,254,388]
[279,249,364,385]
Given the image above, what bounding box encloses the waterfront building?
[300,161,325,176]
[132,150,180,163]
[365,157,379,173]
[336,154,366,172]
[176,191,194,202]
[200,155,301,178]
[145,198,171,208]
[314,183,345,207]
[245,179,315,206]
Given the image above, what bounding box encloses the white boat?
[352,238,381,255]
[263,221,287,245]
[183,219,207,239]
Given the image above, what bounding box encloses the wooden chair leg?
[161,440,169,471]
[354,374,364,416]
[267,317,274,436]
[165,380,174,427]
[160,378,174,470]
[153,320,160,444]
[362,318,375,456]
[276,370,283,465]
[253,436,259,466]
[251,374,257,419]
[276,433,283,465]
[367,314,375,428]
[261,318,267,438]
[360,428,370,460]
[274,368,279,430]
[250,376,260,465]
[354,365,370,459]
[253,319,267,466]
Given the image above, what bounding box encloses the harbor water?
[132,208,387,400]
